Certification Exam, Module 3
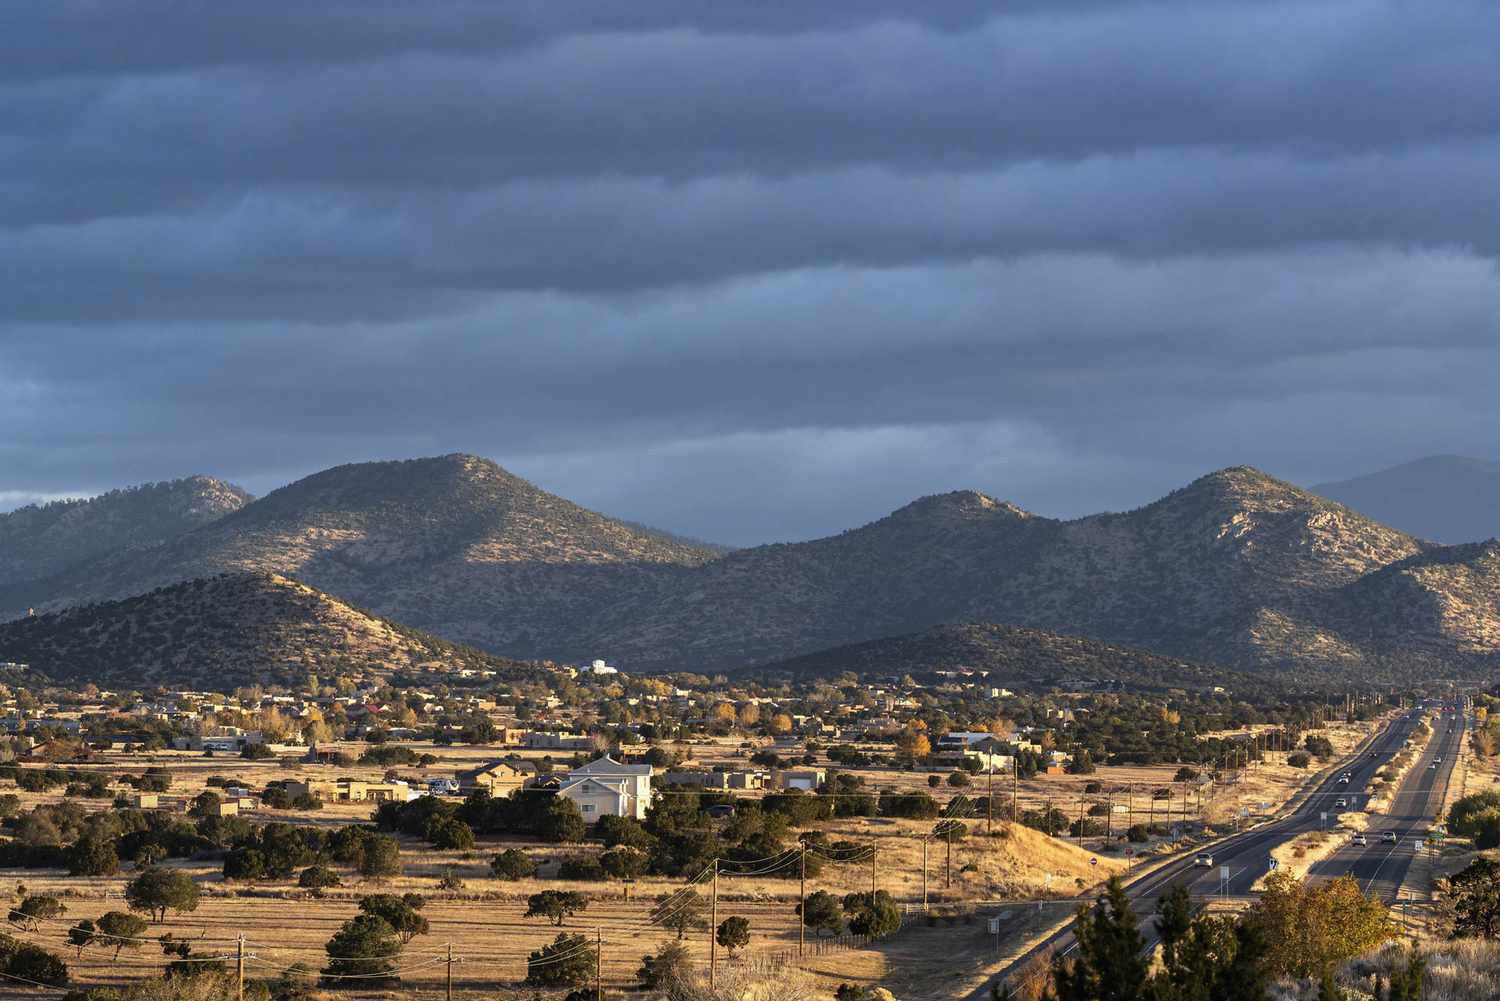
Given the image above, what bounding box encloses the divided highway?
[976,704,1461,998]
[1304,703,1466,901]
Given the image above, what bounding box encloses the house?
[558,756,652,820]
[284,779,417,804]
[131,792,159,809]
[579,659,619,676]
[662,769,766,791]
[524,731,593,751]
[457,758,541,795]
[207,799,239,818]
[770,768,825,791]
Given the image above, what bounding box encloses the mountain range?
[1312,455,1500,544]
[4,453,1500,683]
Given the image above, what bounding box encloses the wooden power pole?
[710,861,719,990]
[799,848,807,959]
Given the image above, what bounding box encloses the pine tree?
[1047,877,1148,1001]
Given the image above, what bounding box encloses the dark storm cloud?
[3,1,1499,544]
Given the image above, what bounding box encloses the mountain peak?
[893,490,1034,520]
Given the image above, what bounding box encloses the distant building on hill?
[580,659,619,676]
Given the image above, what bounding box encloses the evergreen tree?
[1047,877,1147,1001]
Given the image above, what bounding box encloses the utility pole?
[709,860,718,990]
[1012,756,1019,824]
[445,943,454,1001]
[870,845,877,897]
[236,934,245,1001]
[799,848,807,959]
[922,839,929,910]
[987,759,994,834]
[595,928,603,1001]
[946,825,954,889]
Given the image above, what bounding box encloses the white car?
[1335,798,1347,808]
[1382,831,1398,844]
[1351,833,1368,846]
[1194,854,1214,867]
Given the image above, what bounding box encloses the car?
[1351,833,1368,846]
[1382,831,1398,844]
[1335,798,1347,808]
[1435,756,1442,763]
[1194,854,1214,867]
[1338,775,1350,784]
[1430,762,1438,769]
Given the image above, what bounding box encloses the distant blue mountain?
[1312,455,1500,544]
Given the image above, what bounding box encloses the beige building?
[457,758,540,795]
[284,779,415,804]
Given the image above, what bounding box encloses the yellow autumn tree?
[896,726,931,762]
[769,713,794,735]
[1255,872,1394,977]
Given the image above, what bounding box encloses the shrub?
[490,849,537,881]
[526,933,594,987]
[557,855,606,881]
[322,914,400,984]
[298,865,341,889]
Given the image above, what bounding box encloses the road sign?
[988,917,1000,934]
[1413,840,1423,850]
[1267,857,1279,871]
[1220,866,1230,881]
[1089,857,1098,867]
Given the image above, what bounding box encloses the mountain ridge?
[1312,455,1500,544]
[5,456,1500,682]
[0,570,525,689]
[0,476,251,589]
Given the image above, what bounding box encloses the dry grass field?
[0,723,1372,997]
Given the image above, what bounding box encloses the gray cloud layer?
[3,1,1498,545]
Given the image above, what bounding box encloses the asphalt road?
[1304,704,1466,901]
[977,705,1457,999]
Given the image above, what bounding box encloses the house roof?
[570,754,651,777]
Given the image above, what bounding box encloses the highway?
[1303,703,1466,901]
[977,703,1461,999]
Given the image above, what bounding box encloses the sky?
[3,1,1500,547]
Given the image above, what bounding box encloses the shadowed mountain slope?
[0,476,250,589]
[0,571,523,689]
